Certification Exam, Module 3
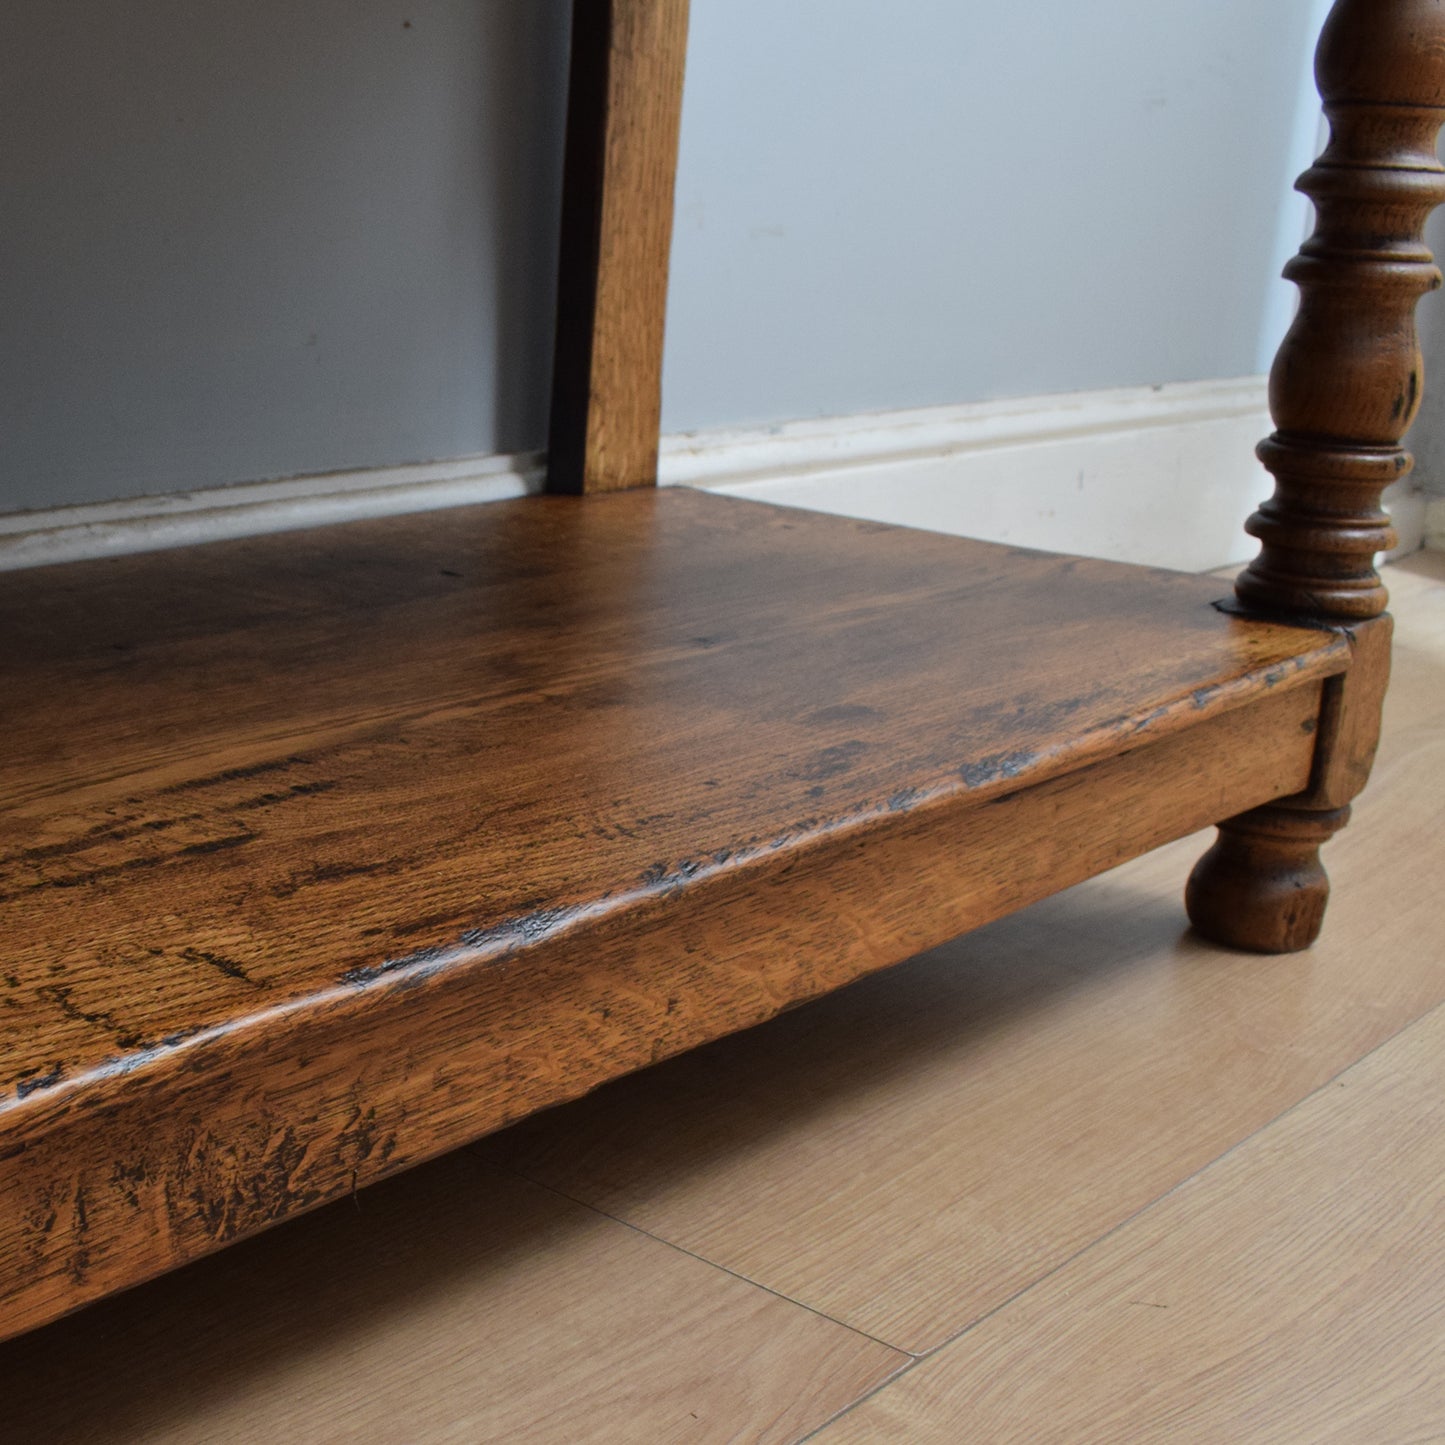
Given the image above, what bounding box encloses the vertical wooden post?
[1188,0,1445,952]
[547,0,691,495]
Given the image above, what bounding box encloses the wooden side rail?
[546,0,690,494]
[1188,0,1445,952]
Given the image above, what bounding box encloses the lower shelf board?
[0,488,1346,1339]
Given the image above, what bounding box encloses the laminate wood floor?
[820,978,1445,1443]
[4,550,1442,1443]
[0,1156,904,1444]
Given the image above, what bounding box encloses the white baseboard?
[663,378,1274,573]
[1386,482,1427,558]
[0,453,545,572]
[4,376,1404,574]
[1426,496,1445,551]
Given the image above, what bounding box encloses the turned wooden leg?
[1188,0,1445,951]
[1186,803,1349,954]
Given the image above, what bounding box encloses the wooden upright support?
[546,0,690,494]
[1187,0,1445,952]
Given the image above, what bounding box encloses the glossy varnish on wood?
[482,555,1445,1354]
[0,489,1344,1339]
[1186,0,1445,950]
[3,555,1441,1442]
[1236,0,1445,623]
[6,0,1442,1351]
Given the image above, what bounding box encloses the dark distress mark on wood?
[0,487,1351,1337]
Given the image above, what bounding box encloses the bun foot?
[1186,803,1351,954]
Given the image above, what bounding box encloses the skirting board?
[0,453,547,573]
[1426,496,1445,551]
[678,378,1424,573]
[0,377,1425,573]
[677,378,1275,575]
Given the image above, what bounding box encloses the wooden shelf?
[1,488,1347,1337]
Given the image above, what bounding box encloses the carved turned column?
[1187,0,1445,952]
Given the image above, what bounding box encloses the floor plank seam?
[801,982,1445,1445]
[794,1356,930,1444]
[478,1152,913,1360]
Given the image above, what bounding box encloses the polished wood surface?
[485,561,1445,1356]
[5,0,1433,1348]
[5,552,1440,1443]
[1237,0,1445,622]
[1187,0,1445,951]
[547,0,689,493]
[0,488,1344,1338]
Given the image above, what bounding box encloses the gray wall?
[2,0,1322,514]
[1,1,569,513]
[664,0,1323,433]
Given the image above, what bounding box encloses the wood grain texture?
[0,1153,904,1444]
[1190,0,1445,952]
[0,490,1347,1338]
[1301,611,1393,808]
[1237,0,1445,622]
[1186,798,1348,953]
[1185,611,1388,952]
[820,999,1445,1443]
[481,555,1445,1354]
[547,0,689,493]
[2,555,1439,1443]
[0,488,1341,1335]
[485,551,1445,1352]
